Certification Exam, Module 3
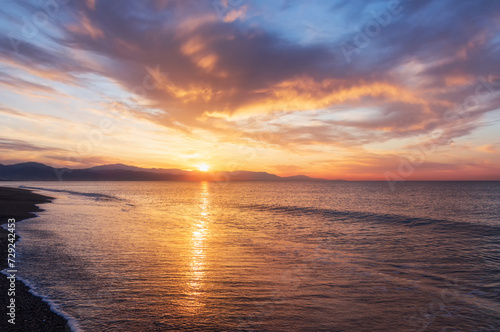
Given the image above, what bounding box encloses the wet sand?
[0,186,71,331]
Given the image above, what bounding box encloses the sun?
[197,163,210,172]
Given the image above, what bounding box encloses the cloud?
[0,105,73,124]
[0,137,65,152]
[270,164,303,175]
[0,0,499,177]
[43,154,120,167]
[0,71,61,94]
[478,144,497,153]
[56,1,500,146]
[313,152,500,181]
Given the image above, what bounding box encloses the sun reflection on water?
[183,181,211,312]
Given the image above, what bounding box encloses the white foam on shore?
[1,269,83,332]
[1,202,83,332]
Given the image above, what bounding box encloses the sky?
[0,0,499,180]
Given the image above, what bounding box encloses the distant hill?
[0,162,339,182]
[0,162,61,181]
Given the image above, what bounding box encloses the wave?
[18,186,123,202]
[241,203,500,237]
[0,270,84,332]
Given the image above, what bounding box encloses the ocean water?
[6,181,500,331]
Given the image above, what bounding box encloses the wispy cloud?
[0,137,65,152]
[0,0,499,178]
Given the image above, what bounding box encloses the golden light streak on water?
[183,181,210,313]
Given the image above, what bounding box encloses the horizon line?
[1,161,499,182]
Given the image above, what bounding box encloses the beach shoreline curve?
[0,186,72,332]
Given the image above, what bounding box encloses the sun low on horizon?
[0,0,499,181]
[197,164,210,172]
[1,2,500,331]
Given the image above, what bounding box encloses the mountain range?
[0,162,342,182]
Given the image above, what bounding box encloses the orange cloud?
[478,144,497,153]
[68,15,104,40]
[223,6,248,23]
[86,0,96,10]
[232,78,428,118]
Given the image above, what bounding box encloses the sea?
[4,181,500,331]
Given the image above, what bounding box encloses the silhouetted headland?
[0,162,345,182]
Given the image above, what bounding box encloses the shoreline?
[0,186,71,331]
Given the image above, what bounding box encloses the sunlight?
[197,163,210,172]
[183,181,211,313]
